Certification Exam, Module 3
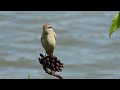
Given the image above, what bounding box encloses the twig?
[43,66,63,79]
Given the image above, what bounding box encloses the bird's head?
[43,23,52,30]
[42,23,54,34]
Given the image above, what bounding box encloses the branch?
[38,53,64,79]
[43,66,63,79]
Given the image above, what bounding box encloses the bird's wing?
[41,32,44,44]
[41,36,42,43]
[41,34,43,43]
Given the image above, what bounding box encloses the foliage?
[109,11,120,37]
[28,72,31,79]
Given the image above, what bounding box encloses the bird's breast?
[46,34,56,46]
[41,33,56,49]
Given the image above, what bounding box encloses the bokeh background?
[0,11,120,79]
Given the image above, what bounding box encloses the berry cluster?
[38,54,64,72]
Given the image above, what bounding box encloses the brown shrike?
[41,23,56,56]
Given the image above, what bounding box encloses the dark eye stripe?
[48,26,52,28]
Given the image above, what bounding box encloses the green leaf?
[109,11,120,37]
[28,72,31,79]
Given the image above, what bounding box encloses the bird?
[41,23,56,57]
